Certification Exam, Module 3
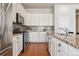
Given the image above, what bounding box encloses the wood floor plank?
[19,43,49,56]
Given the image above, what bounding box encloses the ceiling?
[22,3,54,9]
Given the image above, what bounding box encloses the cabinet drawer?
[57,40,67,53]
[57,48,67,56]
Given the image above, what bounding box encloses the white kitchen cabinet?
[51,37,57,56]
[29,32,39,42]
[25,14,53,26]
[48,36,68,56]
[33,32,39,42]
[26,14,40,26]
[57,48,67,56]
[25,14,31,25]
[57,39,67,54]
[48,36,79,56]
[67,44,79,56]
[31,14,40,26]
[39,32,48,42]
[48,14,53,26]
[29,32,34,42]
[29,32,48,42]
[13,34,23,56]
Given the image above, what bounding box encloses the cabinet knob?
[58,43,61,46]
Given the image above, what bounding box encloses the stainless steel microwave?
[16,13,24,24]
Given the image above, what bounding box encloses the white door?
[29,32,48,42]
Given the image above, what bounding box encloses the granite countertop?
[47,31,79,49]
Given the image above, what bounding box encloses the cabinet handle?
[58,50,60,52]
[58,43,61,46]
[17,37,19,39]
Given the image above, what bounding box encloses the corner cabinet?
[13,34,23,56]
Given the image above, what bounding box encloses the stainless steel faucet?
[58,27,69,39]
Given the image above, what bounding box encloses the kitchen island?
[47,32,79,56]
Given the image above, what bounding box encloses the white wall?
[54,4,79,34]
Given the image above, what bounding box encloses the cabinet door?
[39,32,48,42]
[29,32,39,42]
[57,40,67,54]
[67,44,79,56]
[29,32,34,42]
[16,35,23,55]
[18,34,23,54]
[13,34,23,56]
[33,32,39,42]
[51,37,57,56]
[57,39,67,56]
[25,14,31,25]
[48,14,53,26]
[57,48,67,56]
[13,36,17,56]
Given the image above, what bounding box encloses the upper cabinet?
[25,8,54,26]
[12,3,27,25]
[25,13,54,26]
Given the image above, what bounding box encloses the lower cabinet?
[49,36,79,56]
[49,37,67,56]
[13,34,23,56]
[57,39,67,56]
[48,36,79,56]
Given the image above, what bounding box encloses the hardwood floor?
[19,43,49,56]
